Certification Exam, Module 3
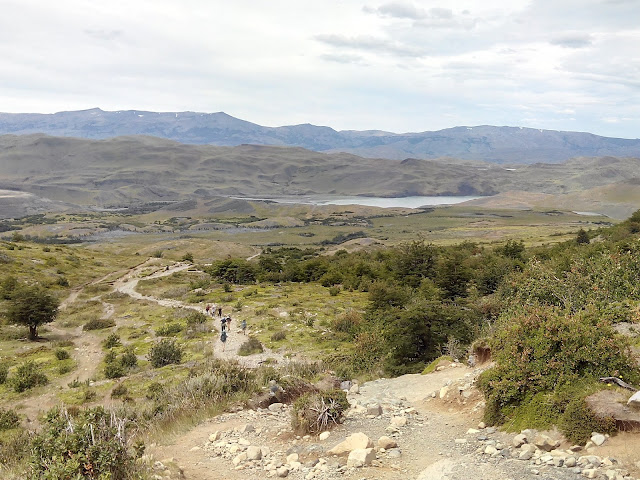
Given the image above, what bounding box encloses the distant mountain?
[1,108,639,164]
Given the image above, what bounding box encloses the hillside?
[0,134,639,218]
[1,108,640,163]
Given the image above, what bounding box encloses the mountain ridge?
[1,108,640,164]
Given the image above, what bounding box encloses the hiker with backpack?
[220,330,227,351]
[241,319,247,335]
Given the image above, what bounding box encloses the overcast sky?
[1,0,639,137]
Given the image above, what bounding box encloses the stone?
[367,404,382,416]
[378,436,398,449]
[269,403,284,412]
[477,422,486,429]
[246,446,262,461]
[628,390,640,408]
[466,428,480,434]
[519,450,534,461]
[328,432,374,456]
[349,384,360,394]
[513,433,528,448]
[591,433,606,446]
[565,457,577,467]
[347,448,376,468]
[286,453,299,463]
[484,445,498,456]
[238,438,250,446]
[261,446,271,458]
[582,469,598,479]
[340,380,352,391]
[319,431,330,441]
[209,431,221,442]
[238,424,255,434]
[276,466,289,478]
[533,434,559,452]
[521,444,537,453]
[390,416,407,427]
[387,448,402,458]
[439,386,450,398]
[232,453,247,465]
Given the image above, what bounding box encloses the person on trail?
[217,306,222,317]
[220,316,227,332]
[226,316,232,332]
[205,304,211,314]
[220,330,227,351]
[241,319,247,335]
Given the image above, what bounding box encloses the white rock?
[347,448,376,468]
[269,403,284,412]
[232,453,247,465]
[390,416,407,427]
[582,469,598,479]
[276,466,289,478]
[286,453,299,463]
[627,390,640,408]
[328,432,374,455]
[513,433,528,448]
[377,436,398,449]
[238,424,255,434]
[439,386,450,398]
[209,431,221,442]
[349,384,360,394]
[591,433,606,446]
[484,445,498,455]
[319,431,330,441]
[246,446,262,461]
[565,456,577,467]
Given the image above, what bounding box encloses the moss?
[421,355,453,375]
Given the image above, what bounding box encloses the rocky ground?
[148,363,640,480]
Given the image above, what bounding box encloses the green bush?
[238,337,264,356]
[145,382,165,400]
[104,332,121,349]
[54,348,70,360]
[559,398,616,444]
[29,406,143,479]
[111,383,128,399]
[186,311,208,325]
[330,310,363,338]
[11,361,49,393]
[0,362,8,384]
[291,390,349,434]
[104,361,125,379]
[156,322,183,337]
[58,363,74,375]
[328,286,340,296]
[0,407,20,430]
[120,347,138,369]
[83,318,116,331]
[271,330,286,341]
[148,339,183,368]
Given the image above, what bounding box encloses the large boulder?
[347,448,376,468]
[628,391,640,409]
[328,432,374,456]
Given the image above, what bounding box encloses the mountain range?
[1,108,640,164]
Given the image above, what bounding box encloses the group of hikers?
[205,304,247,351]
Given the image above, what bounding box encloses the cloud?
[320,53,366,65]
[314,34,425,57]
[365,2,455,23]
[550,32,593,48]
[84,29,123,42]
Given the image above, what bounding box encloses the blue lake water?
[235,195,481,209]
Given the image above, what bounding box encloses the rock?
[287,453,299,463]
[533,434,559,452]
[390,416,407,427]
[238,424,255,434]
[513,433,528,448]
[521,444,537,453]
[238,438,250,446]
[232,452,247,465]
[268,403,284,412]
[349,384,360,394]
[565,456,577,468]
[319,431,330,441]
[484,445,498,456]
[519,450,534,461]
[261,446,271,458]
[582,469,598,479]
[277,466,290,478]
[387,448,402,458]
[477,422,486,429]
[347,448,376,468]
[246,446,262,461]
[439,386,450,398]
[329,433,374,456]
[209,431,221,442]
[466,428,480,434]
[340,380,352,391]
[367,404,382,416]
[628,390,640,408]
[377,436,398,449]
[591,433,606,446]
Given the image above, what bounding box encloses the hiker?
[220,330,227,351]
[241,319,247,335]
[205,304,211,315]
[220,316,227,332]
[217,306,222,317]
[226,316,232,332]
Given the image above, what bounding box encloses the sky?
[1,0,639,138]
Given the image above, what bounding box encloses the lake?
[234,195,481,209]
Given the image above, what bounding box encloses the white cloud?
[0,0,638,138]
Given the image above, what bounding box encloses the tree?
[576,228,590,245]
[6,285,59,340]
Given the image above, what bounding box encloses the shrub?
[186,311,208,325]
[223,282,232,293]
[0,362,8,384]
[55,348,71,360]
[291,390,349,434]
[111,383,128,399]
[181,252,194,262]
[152,250,163,258]
[328,286,340,296]
[330,310,363,337]
[271,330,286,341]
[559,398,616,444]
[58,363,74,375]
[104,361,125,379]
[156,322,183,337]
[238,337,264,356]
[29,406,142,479]
[11,361,49,393]
[0,407,20,431]
[148,339,183,368]
[145,382,165,400]
[104,333,121,349]
[120,347,138,369]
[83,318,116,331]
